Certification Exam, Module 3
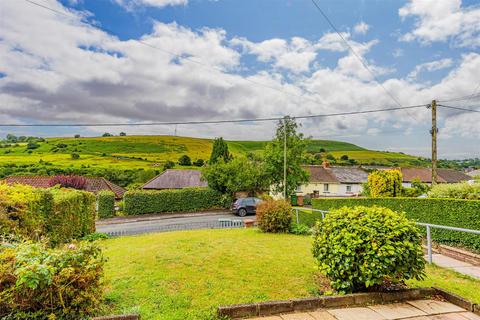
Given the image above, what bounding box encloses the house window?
[313,190,319,198]
[323,184,329,192]
[346,185,352,192]
[295,185,302,192]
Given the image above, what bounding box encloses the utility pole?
[430,100,438,185]
[283,118,287,200]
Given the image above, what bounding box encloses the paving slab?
[280,313,316,320]
[327,307,386,320]
[407,300,466,315]
[369,302,427,319]
[429,254,480,279]
[250,316,282,320]
[307,311,337,320]
[460,313,480,320]
[427,313,473,319]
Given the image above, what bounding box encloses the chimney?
[322,160,330,169]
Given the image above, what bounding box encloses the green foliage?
[123,187,222,215]
[0,240,105,319]
[0,184,96,246]
[178,154,192,166]
[202,156,270,195]
[102,132,113,137]
[256,199,293,233]
[303,194,312,205]
[163,160,175,170]
[193,159,204,167]
[289,223,311,235]
[81,232,110,241]
[312,206,425,293]
[26,142,39,150]
[311,197,480,251]
[326,154,335,161]
[402,178,431,197]
[71,152,80,160]
[264,117,309,198]
[209,137,232,164]
[119,132,126,136]
[368,169,402,197]
[340,154,349,160]
[97,190,115,219]
[429,182,480,200]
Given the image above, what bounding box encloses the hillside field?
[0,135,424,172]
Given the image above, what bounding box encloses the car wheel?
[238,208,247,217]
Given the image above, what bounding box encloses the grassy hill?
[0,135,424,172]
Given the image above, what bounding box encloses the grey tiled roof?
[142,169,207,189]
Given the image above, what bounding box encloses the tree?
[26,142,39,150]
[163,160,175,170]
[74,134,80,138]
[209,137,231,164]
[326,154,336,161]
[264,116,309,199]
[367,169,402,197]
[71,153,80,160]
[102,132,113,137]
[202,157,270,195]
[319,148,326,153]
[178,155,192,166]
[119,132,126,136]
[193,159,205,167]
[340,155,349,161]
[6,134,17,143]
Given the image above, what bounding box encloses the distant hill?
[0,135,426,171]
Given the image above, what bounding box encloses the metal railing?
[292,207,480,264]
[105,219,245,237]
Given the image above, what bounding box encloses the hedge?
[0,184,96,245]
[308,197,480,251]
[97,190,115,219]
[124,187,222,215]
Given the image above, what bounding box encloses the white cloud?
[399,0,480,47]
[407,58,454,80]
[114,0,188,10]
[353,21,370,35]
[392,48,404,58]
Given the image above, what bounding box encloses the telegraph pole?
[430,100,438,185]
[283,118,287,200]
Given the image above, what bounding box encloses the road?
[96,210,254,236]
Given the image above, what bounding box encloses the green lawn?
[101,228,480,320]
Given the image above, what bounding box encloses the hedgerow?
[310,197,480,251]
[256,199,292,233]
[97,190,115,219]
[312,206,425,293]
[0,184,96,245]
[429,182,480,200]
[0,240,105,319]
[123,187,222,215]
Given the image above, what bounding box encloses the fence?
[292,207,480,264]
[105,219,245,237]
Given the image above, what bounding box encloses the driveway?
[96,210,254,236]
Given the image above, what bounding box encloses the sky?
[0,0,479,159]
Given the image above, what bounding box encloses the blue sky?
[0,0,479,158]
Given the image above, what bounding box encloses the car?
[231,197,263,217]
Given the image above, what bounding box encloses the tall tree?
[209,137,232,164]
[264,116,309,199]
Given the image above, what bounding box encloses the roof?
[3,176,126,199]
[142,169,208,189]
[400,168,471,183]
[303,166,368,184]
[467,169,480,177]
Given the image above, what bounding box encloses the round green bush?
[256,199,293,233]
[312,206,425,293]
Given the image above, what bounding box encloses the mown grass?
[101,228,480,320]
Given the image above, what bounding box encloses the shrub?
[97,190,115,219]
[123,187,222,215]
[340,155,349,160]
[303,194,312,205]
[71,152,80,160]
[368,170,402,197]
[311,197,480,251]
[163,160,175,170]
[193,159,205,167]
[0,240,105,319]
[49,175,87,189]
[429,182,480,200]
[312,206,425,293]
[289,223,311,235]
[178,154,192,166]
[256,199,293,233]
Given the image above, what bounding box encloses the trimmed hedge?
[0,184,96,245]
[309,197,480,251]
[124,187,222,215]
[97,190,115,219]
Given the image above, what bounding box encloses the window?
[346,185,352,192]
[313,190,319,198]
[245,198,255,206]
[323,184,329,192]
[295,185,302,192]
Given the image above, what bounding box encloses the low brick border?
[218,288,436,319]
[92,314,140,320]
[437,245,480,266]
[433,287,479,313]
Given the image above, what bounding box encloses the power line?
[309,1,413,112]
[438,104,480,113]
[23,0,331,108]
[0,104,427,127]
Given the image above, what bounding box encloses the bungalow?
[297,162,368,198]
[142,169,207,190]
[3,176,126,199]
[400,168,473,187]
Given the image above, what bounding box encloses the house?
[3,176,126,199]
[297,162,368,197]
[400,168,473,187]
[142,169,207,190]
[467,169,480,178]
